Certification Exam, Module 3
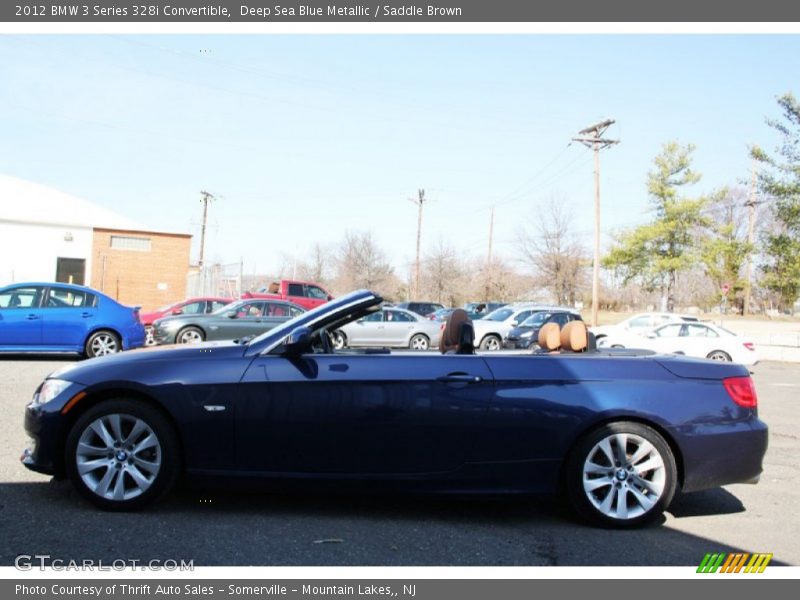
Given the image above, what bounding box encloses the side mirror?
[327,294,333,301]
[646,333,656,339]
[284,326,312,355]
[226,312,237,319]
[171,309,183,315]
[510,321,518,327]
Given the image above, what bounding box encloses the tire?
[707,350,732,362]
[479,334,501,351]
[565,421,677,528]
[409,333,430,351]
[176,326,205,344]
[85,330,121,358]
[144,326,156,347]
[65,399,180,511]
[611,344,625,349]
[332,330,347,350]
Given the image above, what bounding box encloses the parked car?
[152,298,304,345]
[140,297,233,345]
[591,312,698,341]
[429,307,483,322]
[333,307,442,350]
[472,303,553,351]
[463,302,507,316]
[504,309,583,350]
[242,279,332,310]
[598,321,759,365]
[393,301,445,318]
[22,289,767,528]
[0,282,144,358]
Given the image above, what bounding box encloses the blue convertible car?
[22,290,767,527]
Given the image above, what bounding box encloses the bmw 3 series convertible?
[22,290,768,527]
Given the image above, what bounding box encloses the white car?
[472,304,567,351]
[597,321,758,365]
[591,312,698,341]
[333,307,442,351]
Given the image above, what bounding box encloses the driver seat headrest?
[440,309,475,355]
[560,320,588,352]
[538,322,561,351]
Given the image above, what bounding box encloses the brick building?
[0,174,192,311]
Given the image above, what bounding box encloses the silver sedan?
[333,307,442,351]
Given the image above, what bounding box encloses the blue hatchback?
[0,282,145,358]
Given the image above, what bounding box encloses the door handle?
[26,314,40,320]
[436,373,483,384]
[81,312,93,318]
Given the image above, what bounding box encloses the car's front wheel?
[65,399,180,510]
[479,334,501,351]
[332,330,347,350]
[85,330,121,358]
[565,421,677,527]
[176,326,204,344]
[707,350,732,362]
[409,334,430,351]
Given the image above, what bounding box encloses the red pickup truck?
[241,279,333,310]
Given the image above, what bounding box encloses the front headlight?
[156,319,180,330]
[34,379,72,405]
[520,330,534,338]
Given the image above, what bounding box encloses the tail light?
[723,376,758,409]
[743,342,756,351]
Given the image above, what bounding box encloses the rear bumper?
[676,417,768,493]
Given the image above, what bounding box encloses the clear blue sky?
[0,34,795,276]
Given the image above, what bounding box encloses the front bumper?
[22,401,67,477]
[153,329,178,345]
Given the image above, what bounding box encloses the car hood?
[49,341,247,385]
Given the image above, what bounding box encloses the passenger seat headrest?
[538,322,561,351]
[560,320,588,352]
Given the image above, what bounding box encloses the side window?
[516,310,533,323]
[0,287,44,309]
[388,310,414,322]
[287,283,304,297]
[236,302,263,318]
[362,311,384,322]
[306,286,328,300]
[181,301,205,315]
[47,288,89,308]
[686,324,718,337]
[265,303,291,317]
[629,315,651,328]
[210,301,229,312]
[655,324,683,337]
[289,305,304,317]
[553,313,569,326]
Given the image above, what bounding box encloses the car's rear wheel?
[65,399,180,510]
[85,330,121,358]
[176,326,204,344]
[479,334,501,351]
[707,350,732,362]
[409,334,430,351]
[565,421,677,527]
[144,326,156,346]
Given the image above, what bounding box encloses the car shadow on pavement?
[668,488,746,518]
[0,479,788,567]
[0,354,80,362]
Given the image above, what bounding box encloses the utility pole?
[198,190,215,268]
[573,119,619,327]
[485,206,495,302]
[744,159,757,315]
[409,189,427,299]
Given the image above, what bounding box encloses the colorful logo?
[697,553,773,573]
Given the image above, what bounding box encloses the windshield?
[484,307,514,322]
[521,312,549,327]
[156,301,181,312]
[212,300,243,315]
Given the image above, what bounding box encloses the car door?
[348,310,384,346]
[238,353,495,475]
[381,309,417,346]
[647,323,684,352]
[285,282,307,308]
[681,323,719,358]
[40,287,96,349]
[207,301,264,341]
[0,286,45,347]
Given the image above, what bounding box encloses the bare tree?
[421,239,465,306]
[517,197,587,306]
[332,230,395,294]
[296,242,331,285]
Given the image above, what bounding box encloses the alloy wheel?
[75,414,162,502]
[91,333,119,356]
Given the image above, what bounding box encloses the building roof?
[0,174,188,235]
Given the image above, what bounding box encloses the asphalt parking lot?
[1,358,798,567]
